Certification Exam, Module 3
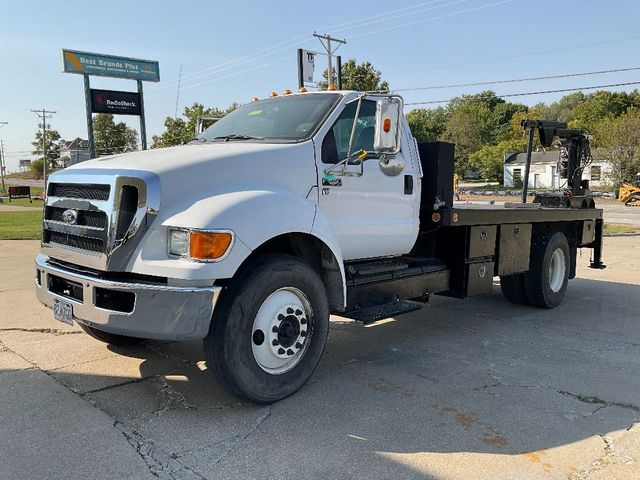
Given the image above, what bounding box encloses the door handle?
[404,175,413,194]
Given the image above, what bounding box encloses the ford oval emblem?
[62,209,79,225]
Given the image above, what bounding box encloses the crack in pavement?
[557,390,640,413]
[0,327,82,335]
[176,405,273,466]
[570,434,616,480]
[114,421,206,479]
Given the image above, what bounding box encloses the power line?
[387,34,640,75]
[351,0,513,38]
[330,0,472,33]
[146,0,476,94]
[404,81,640,105]
[389,66,640,92]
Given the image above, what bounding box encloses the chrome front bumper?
[35,254,221,341]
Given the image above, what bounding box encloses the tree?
[151,103,236,148]
[93,114,138,156]
[29,158,46,179]
[31,128,62,171]
[406,107,450,143]
[441,98,495,175]
[468,139,527,182]
[320,59,389,92]
[594,108,640,186]
[570,90,640,134]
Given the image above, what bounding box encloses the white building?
[58,138,90,166]
[503,150,610,190]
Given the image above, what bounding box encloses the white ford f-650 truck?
[36,91,605,403]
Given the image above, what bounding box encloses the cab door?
[315,98,419,261]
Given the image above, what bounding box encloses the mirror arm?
[324,149,367,177]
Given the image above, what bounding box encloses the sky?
[1,0,640,172]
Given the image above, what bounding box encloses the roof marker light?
[283,89,292,95]
[270,91,278,97]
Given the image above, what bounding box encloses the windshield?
[198,93,340,143]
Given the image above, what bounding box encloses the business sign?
[301,49,316,83]
[62,49,160,82]
[90,89,142,116]
[19,159,31,167]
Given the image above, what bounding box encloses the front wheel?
[204,254,330,403]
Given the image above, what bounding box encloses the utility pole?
[0,122,7,194]
[31,109,57,183]
[313,32,346,89]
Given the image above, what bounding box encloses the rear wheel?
[78,322,144,346]
[204,254,329,404]
[524,232,570,309]
[500,273,529,305]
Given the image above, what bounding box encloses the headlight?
[168,228,234,262]
[169,229,189,256]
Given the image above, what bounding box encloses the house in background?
[503,150,610,190]
[58,138,90,167]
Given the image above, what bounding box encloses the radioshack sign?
[90,89,142,116]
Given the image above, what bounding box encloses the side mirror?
[373,97,403,155]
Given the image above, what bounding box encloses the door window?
[322,99,378,164]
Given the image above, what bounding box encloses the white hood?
[62,141,318,216]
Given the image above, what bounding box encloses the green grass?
[0,210,43,240]
[603,223,640,235]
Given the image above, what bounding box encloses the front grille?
[44,230,104,253]
[48,183,111,201]
[45,206,107,228]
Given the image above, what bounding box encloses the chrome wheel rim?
[548,248,566,293]
[251,287,312,375]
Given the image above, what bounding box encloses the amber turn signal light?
[189,231,233,260]
[383,118,391,133]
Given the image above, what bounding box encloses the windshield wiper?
[212,134,263,142]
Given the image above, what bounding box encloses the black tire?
[204,254,330,404]
[500,273,529,305]
[524,232,570,309]
[78,322,144,346]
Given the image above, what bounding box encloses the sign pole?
[297,49,304,90]
[84,74,96,159]
[137,80,147,150]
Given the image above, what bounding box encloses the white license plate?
[53,300,73,325]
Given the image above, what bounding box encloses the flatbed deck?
[440,203,603,227]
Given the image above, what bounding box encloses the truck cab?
[35,91,605,403]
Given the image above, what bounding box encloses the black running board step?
[346,257,447,287]
[342,300,425,324]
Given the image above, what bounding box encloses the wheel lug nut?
[287,307,294,314]
[295,342,302,349]
[300,318,307,325]
[278,314,285,321]
[295,309,302,316]
[286,349,294,356]
[272,339,279,346]
[272,326,279,333]
[300,330,307,337]
[278,348,286,355]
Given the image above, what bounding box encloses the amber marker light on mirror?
[189,231,233,261]
[383,118,391,132]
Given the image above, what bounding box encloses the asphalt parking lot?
[1,237,639,480]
